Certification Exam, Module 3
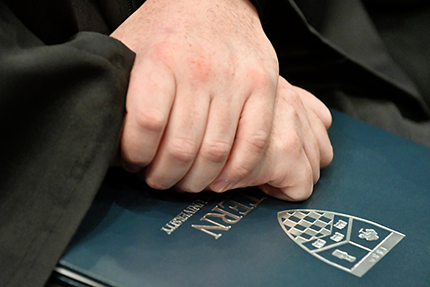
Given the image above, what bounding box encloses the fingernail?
[211,179,231,193]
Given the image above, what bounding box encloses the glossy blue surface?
[59,111,430,287]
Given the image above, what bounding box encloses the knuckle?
[279,98,296,118]
[122,154,142,167]
[177,182,203,194]
[134,108,167,133]
[151,42,174,61]
[256,72,271,87]
[146,178,171,190]
[278,84,303,106]
[199,139,231,163]
[187,53,212,84]
[242,129,269,153]
[166,137,198,163]
[282,132,303,156]
[227,164,253,181]
[321,107,333,129]
[284,89,302,105]
[308,134,321,164]
[288,167,314,201]
[249,67,274,88]
[330,150,335,164]
[301,159,314,183]
[321,143,334,168]
[313,167,321,184]
[288,187,313,202]
[245,56,278,86]
[277,93,302,121]
[121,146,151,168]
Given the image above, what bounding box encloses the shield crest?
[277,209,405,277]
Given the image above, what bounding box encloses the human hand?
[111,0,279,191]
[208,76,333,201]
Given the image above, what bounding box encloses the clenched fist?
[111,0,279,191]
[209,76,333,201]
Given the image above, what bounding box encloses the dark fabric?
[1,0,78,44]
[1,0,430,287]
[45,278,69,287]
[263,0,430,147]
[69,0,146,34]
[2,0,147,44]
[0,1,135,286]
[363,1,430,108]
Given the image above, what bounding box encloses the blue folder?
[56,111,430,287]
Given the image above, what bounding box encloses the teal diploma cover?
[56,111,430,286]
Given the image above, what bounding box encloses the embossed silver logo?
[277,209,405,277]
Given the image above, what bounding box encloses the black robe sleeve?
[0,2,135,286]
[262,0,430,147]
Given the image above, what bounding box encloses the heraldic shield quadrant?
[277,209,405,277]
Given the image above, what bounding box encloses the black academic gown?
[1,0,429,286]
[264,0,430,146]
[0,1,137,286]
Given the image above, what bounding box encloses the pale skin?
[111,0,333,201]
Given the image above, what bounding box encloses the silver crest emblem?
[277,209,405,277]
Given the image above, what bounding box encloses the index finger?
[121,57,175,172]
